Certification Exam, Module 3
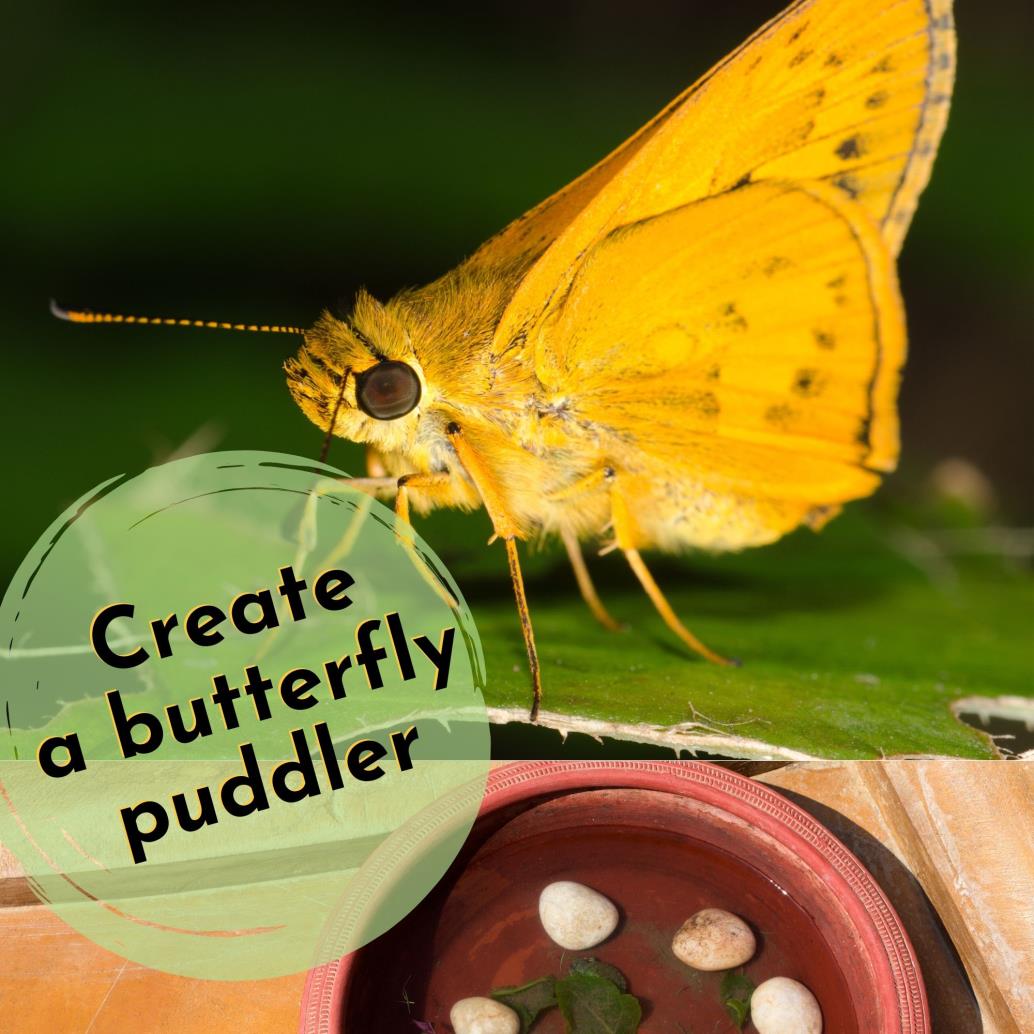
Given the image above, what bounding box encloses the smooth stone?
[449,997,520,1034]
[538,880,619,950]
[751,977,823,1034]
[671,908,757,971]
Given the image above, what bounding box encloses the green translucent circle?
[0,451,490,979]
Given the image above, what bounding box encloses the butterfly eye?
[355,360,422,420]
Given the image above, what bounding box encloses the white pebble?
[538,880,619,950]
[449,997,520,1034]
[671,908,756,971]
[751,977,822,1034]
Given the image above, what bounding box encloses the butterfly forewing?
[489,0,952,373]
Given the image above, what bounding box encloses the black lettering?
[313,569,354,611]
[279,667,320,710]
[166,697,213,744]
[107,689,163,758]
[323,655,352,700]
[355,619,387,690]
[386,612,415,680]
[271,728,320,803]
[390,726,419,772]
[36,732,86,778]
[277,565,309,621]
[413,627,455,690]
[121,801,169,864]
[346,739,387,781]
[90,603,147,669]
[220,742,270,817]
[184,604,225,647]
[314,721,344,790]
[172,786,219,832]
[149,613,179,659]
[242,664,274,721]
[211,674,242,730]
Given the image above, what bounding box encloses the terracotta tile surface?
[0,906,304,1033]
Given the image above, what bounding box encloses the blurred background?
[2,0,1031,584]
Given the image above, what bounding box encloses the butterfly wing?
[526,179,904,548]
[489,0,953,364]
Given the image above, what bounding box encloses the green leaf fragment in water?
[555,972,642,1033]
[492,976,558,1031]
[720,971,755,1029]
[568,957,629,992]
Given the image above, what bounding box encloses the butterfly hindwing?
[531,180,904,527]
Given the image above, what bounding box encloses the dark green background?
[2,2,1031,756]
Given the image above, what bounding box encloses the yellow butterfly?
[57,0,956,720]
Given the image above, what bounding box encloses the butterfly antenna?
[319,368,351,464]
[49,300,306,336]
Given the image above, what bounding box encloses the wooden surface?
[757,761,1033,1034]
[1,760,1030,1032]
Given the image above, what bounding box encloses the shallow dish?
[301,761,928,1033]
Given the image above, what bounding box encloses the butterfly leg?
[299,471,460,611]
[386,472,459,610]
[292,475,397,571]
[446,423,543,721]
[610,483,737,667]
[560,526,622,632]
[394,472,452,526]
[547,472,622,632]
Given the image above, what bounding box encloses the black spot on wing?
[826,275,849,307]
[720,302,749,331]
[705,364,721,382]
[871,55,895,74]
[865,90,889,109]
[763,255,791,276]
[792,368,827,397]
[835,136,866,160]
[764,403,795,427]
[813,329,836,350]
[832,174,862,199]
[855,414,872,447]
[788,23,808,43]
[806,87,826,108]
[790,48,813,67]
[733,172,752,189]
[824,52,843,67]
[689,390,721,417]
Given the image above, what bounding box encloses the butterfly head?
[285,290,427,454]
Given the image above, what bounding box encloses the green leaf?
[555,972,641,1033]
[569,957,628,992]
[443,502,1032,759]
[720,971,755,1029]
[492,976,557,1032]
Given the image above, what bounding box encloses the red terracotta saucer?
[300,761,928,1033]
